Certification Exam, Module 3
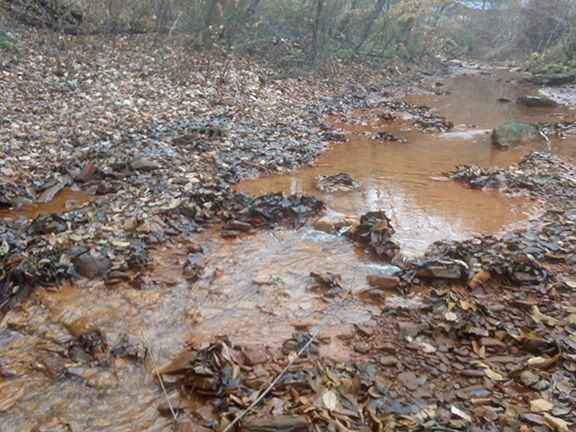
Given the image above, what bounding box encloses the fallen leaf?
[485,368,505,381]
[322,390,339,411]
[530,399,554,413]
[543,412,572,432]
[451,405,472,423]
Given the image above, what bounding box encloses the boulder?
[516,95,558,108]
[522,72,575,86]
[491,120,544,148]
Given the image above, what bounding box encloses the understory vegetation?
[1,0,575,69]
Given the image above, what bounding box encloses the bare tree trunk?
[310,0,324,62]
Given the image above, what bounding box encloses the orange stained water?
[0,187,93,221]
[237,70,576,255]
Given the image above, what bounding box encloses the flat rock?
[522,72,575,86]
[356,286,386,304]
[398,322,429,338]
[131,158,161,171]
[75,162,97,183]
[366,274,400,290]
[415,260,464,279]
[397,371,419,391]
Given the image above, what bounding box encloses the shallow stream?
[1,67,576,431]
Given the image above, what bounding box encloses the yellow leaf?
[322,390,338,411]
[485,368,504,381]
[530,399,553,413]
[543,413,572,432]
[217,2,223,16]
[460,299,470,311]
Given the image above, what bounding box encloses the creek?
[1,67,575,431]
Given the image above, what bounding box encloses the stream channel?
[1,67,576,431]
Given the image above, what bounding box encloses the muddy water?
[238,70,576,255]
[2,69,576,431]
[0,188,93,220]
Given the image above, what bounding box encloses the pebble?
[354,342,371,354]
[461,369,486,378]
[397,371,418,391]
[379,355,398,367]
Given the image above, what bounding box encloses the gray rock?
[131,158,161,171]
[522,72,575,86]
[516,95,558,108]
[73,252,111,279]
[415,259,466,279]
[398,371,418,391]
[491,120,545,148]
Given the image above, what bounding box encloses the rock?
[415,259,465,279]
[380,355,398,367]
[131,158,161,171]
[522,72,576,86]
[353,342,370,353]
[519,370,540,388]
[397,371,418,391]
[224,220,253,232]
[95,182,111,195]
[75,162,97,183]
[243,346,268,366]
[73,252,111,279]
[398,322,429,338]
[366,274,400,290]
[516,95,558,108]
[491,120,545,148]
[480,337,508,353]
[38,181,68,204]
[357,287,386,304]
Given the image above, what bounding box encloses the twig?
[221,262,360,432]
[395,387,462,432]
[141,331,178,425]
[169,11,183,36]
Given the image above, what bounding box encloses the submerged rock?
[491,120,545,148]
[516,95,558,108]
